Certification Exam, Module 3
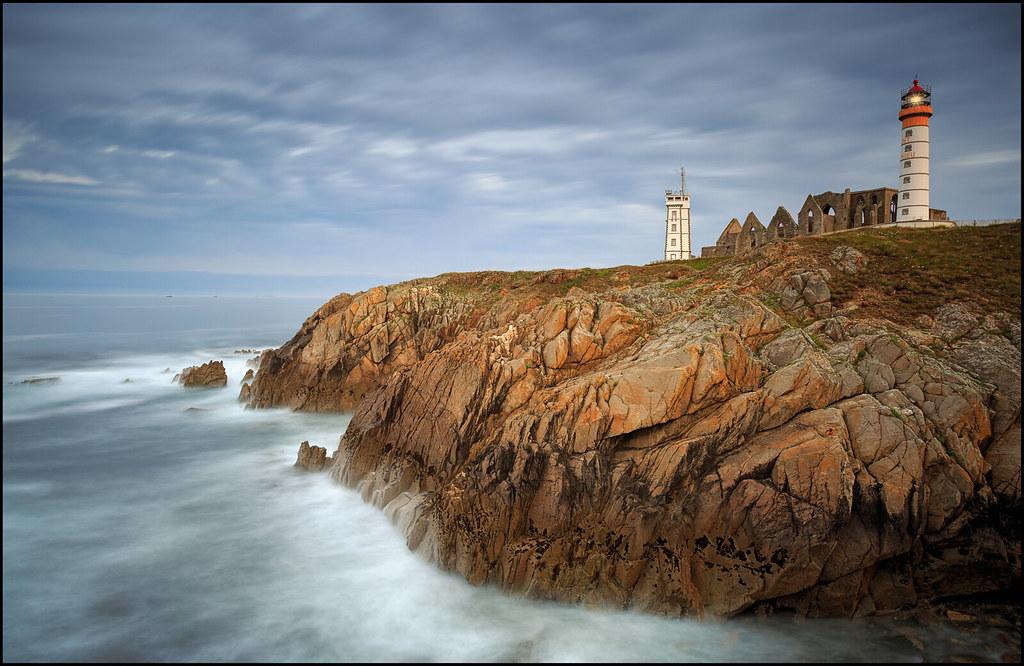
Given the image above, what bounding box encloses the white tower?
[664,167,691,260]
[897,79,934,222]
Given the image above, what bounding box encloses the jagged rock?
[244,286,484,411]
[295,441,332,471]
[802,271,831,305]
[775,269,832,320]
[830,245,869,274]
[245,244,1020,619]
[238,382,251,403]
[244,349,273,369]
[759,329,811,367]
[175,360,227,388]
[932,303,981,343]
[241,368,254,384]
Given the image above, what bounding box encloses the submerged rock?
[175,361,227,388]
[20,376,60,384]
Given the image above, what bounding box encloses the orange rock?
[246,262,1020,618]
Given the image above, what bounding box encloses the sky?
[3,4,1021,297]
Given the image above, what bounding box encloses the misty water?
[2,294,1013,662]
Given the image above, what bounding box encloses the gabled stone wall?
[702,186,950,258]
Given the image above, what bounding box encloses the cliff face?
[248,286,486,410]
[249,224,1021,617]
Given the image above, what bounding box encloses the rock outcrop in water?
[295,441,334,471]
[175,360,227,388]
[252,224,1021,617]
[19,376,60,385]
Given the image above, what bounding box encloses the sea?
[2,293,1015,662]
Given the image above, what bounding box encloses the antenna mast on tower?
[680,166,687,195]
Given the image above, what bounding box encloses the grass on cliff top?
[798,221,1021,324]
[401,223,1019,327]
[425,256,728,300]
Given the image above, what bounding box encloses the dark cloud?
[3,4,1020,294]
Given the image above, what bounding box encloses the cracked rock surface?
[249,241,1020,617]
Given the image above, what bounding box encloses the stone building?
[701,187,948,258]
[699,77,948,259]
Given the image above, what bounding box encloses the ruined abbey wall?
[701,187,948,258]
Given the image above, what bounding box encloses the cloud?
[365,138,418,159]
[945,150,1021,168]
[464,172,510,194]
[4,169,99,186]
[1,4,1019,292]
[431,127,610,162]
[2,119,37,163]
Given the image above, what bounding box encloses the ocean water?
[2,294,1013,662]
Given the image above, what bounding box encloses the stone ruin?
[701,187,948,258]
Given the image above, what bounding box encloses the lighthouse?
[664,167,691,260]
[897,78,933,222]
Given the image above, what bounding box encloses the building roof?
[716,218,742,244]
[741,212,765,232]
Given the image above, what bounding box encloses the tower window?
[903,161,912,168]
[671,238,677,246]
[903,177,910,184]
[902,192,910,199]
[904,129,913,137]
[671,223,677,232]
[902,208,909,215]
[904,144,912,152]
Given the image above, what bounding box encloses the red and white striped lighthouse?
[897,79,933,222]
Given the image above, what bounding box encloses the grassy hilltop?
[414,221,1021,327]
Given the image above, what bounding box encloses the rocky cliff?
[249,223,1021,617]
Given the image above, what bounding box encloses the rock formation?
[254,224,1020,618]
[295,441,333,471]
[175,360,227,388]
[19,376,60,384]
